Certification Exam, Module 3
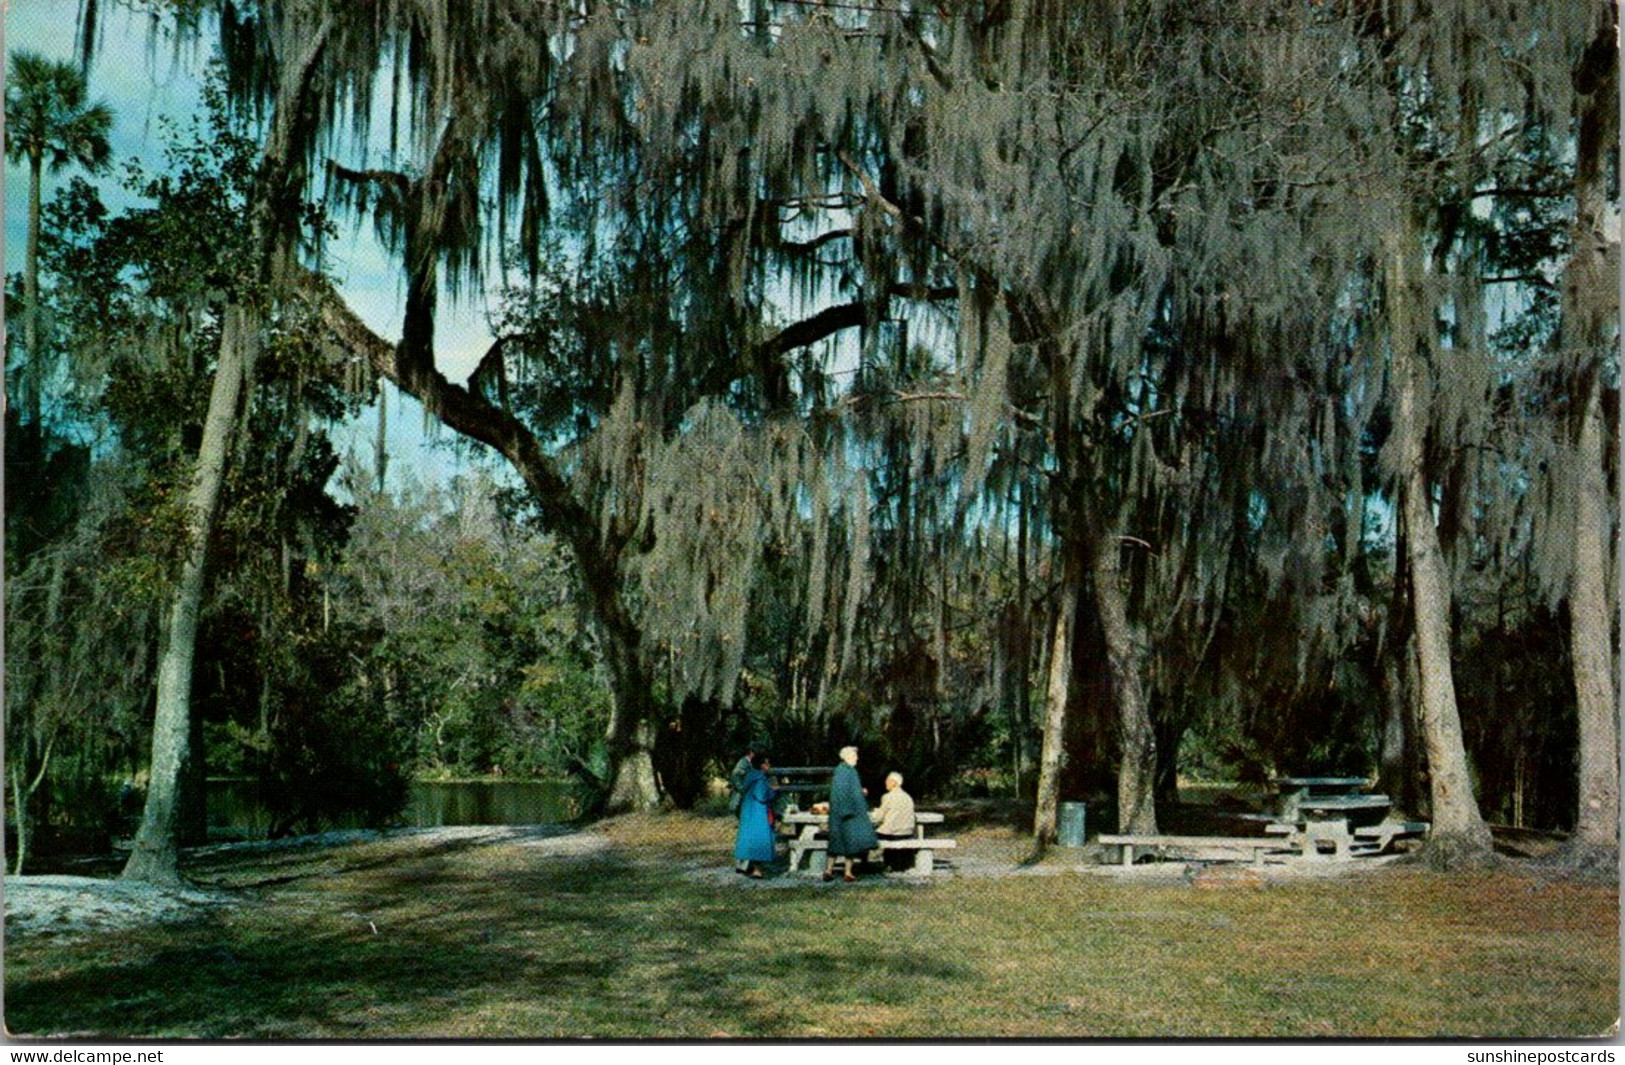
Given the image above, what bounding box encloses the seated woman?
[732,752,779,878]
[870,771,917,872]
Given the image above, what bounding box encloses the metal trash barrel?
[1058,801,1087,847]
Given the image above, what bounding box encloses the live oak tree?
[1547,0,1619,857]
[1346,0,1617,864]
[71,0,1613,861]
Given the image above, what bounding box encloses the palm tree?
[4,51,113,429]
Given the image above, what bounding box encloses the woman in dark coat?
[732,752,779,878]
[824,746,877,882]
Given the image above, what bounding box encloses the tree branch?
[777,228,854,254]
[326,160,412,199]
[296,269,608,575]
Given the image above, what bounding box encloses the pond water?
[206,778,586,838]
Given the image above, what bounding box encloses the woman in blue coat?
[824,746,878,882]
[733,752,779,878]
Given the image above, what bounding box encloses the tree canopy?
[8,0,1616,876]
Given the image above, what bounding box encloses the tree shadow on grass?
[184,825,578,890]
[6,840,977,1038]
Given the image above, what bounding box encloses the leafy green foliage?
[20,0,1616,848]
[7,74,384,856]
[319,470,612,785]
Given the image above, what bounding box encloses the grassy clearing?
[4,812,1616,1039]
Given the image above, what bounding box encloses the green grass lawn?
[5,813,1616,1039]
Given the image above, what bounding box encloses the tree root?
[1404,832,1504,872]
[1531,841,1620,883]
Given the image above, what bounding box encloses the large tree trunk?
[1385,230,1494,865]
[601,617,661,813]
[1091,529,1157,835]
[121,5,332,883]
[1562,1,1619,854]
[123,307,254,884]
[1570,376,1618,850]
[1030,554,1079,847]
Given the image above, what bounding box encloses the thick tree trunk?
[1399,428,1491,858]
[123,307,254,884]
[1386,231,1494,864]
[1091,531,1157,835]
[122,5,332,883]
[1031,558,1078,847]
[1378,650,1425,817]
[1562,3,1619,854]
[1569,372,1618,849]
[602,623,661,813]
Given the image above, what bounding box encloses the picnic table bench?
[1097,833,1296,866]
[1067,773,1430,868]
[780,810,956,875]
[1102,778,1427,865]
[1264,794,1428,859]
[1352,819,1430,853]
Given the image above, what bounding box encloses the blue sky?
[4,0,499,494]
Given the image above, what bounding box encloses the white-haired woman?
[824,746,877,882]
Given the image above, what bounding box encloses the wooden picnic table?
[779,810,954,875]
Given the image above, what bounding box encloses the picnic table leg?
[790,825,820,873]
[913,847,934,874]
[1300,819,1355,860]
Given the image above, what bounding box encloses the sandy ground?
[3,875,235,938]
[3,826,604,939]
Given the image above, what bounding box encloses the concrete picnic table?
[1261,789,1404,860]
[1272,776,1372,817]
[768,766,835,797]
[1292,794,1393,858]
[779,810,953,874]
[1105,778,1426,866]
